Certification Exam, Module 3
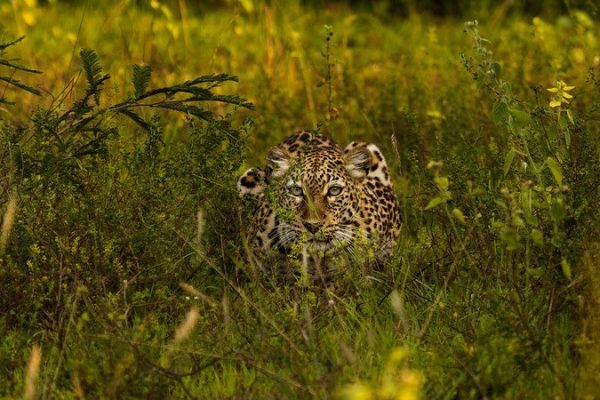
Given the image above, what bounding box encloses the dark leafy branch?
[12,47,254,182]
[57,49,254,137]
[0,36,42,106]
[133,64,152,98]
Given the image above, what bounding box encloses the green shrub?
[0,40,252,397]
[1,5,600,398]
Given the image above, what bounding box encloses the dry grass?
[173,307,200,344]
[24,344,41,400]
[578,243,600,397]
[0,192,17,254]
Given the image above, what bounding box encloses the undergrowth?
[1,2,600,399]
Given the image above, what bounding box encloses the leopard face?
[270,146,362,252]
[238,131,401,261]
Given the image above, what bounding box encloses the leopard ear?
[343,142,391,184]
[267,146,291,180]
[237,168,266,198]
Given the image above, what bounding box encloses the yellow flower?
[338,382,373,400]
[547,80,575,108]
[337,347,423,400]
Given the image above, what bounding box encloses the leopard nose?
[303,221,322,234]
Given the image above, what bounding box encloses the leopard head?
[238,132,390,253]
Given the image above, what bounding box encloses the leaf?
[434,176,449,191]
[566,109,574,125]
[452,208,466,224]
[0,59,42,74]
[0,98,15,106]
[558,112,568,129]
[491,62,501,77]
[0,36,25,51]
[563,126,571,148]
[550,197,566,222]
[492,101,509,124]
[426,160,443,169]
[531,229,544,246]
[527,267,543,278]
[186,73,239,85]
[494,200,508,210]
[208,94,255,110]
[80,48,103,89]
[425,197,444,210]
[561,258,572,281]
[0,75,41,95]
[546,157,563,185]
[133,64,152,98]
[158,103,214,121]
[549,99,561,108]
[80,48,109,104]
[509,108,531,127]
[499,225,519,251]
[503,148,516,177]
[118,109,150,131]
[529,159,541,175]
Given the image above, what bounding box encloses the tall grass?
[1,1,600,398]
[0,193,17,255]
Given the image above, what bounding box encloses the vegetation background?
[1,0,600,398]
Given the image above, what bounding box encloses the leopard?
[237,130,401,267]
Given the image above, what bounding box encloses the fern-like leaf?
[0,37,42,105]
[0,76,41,95]
[0,36,25,51]
[118,109,150,131]
[186,73,239,85]
[132,64,152,98]
[80,48,108,104]
[0,59,42,74]
[80,49,102,88]
[158,103,214,121]
[209,94,255,110]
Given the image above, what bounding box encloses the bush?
[0,39,252,397]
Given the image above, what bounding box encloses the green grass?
[1,1,600,398]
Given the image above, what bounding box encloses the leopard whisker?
[278,227,298,248]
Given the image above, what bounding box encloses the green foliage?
[0,36,41,106]
[1,3,600,399]
[0,38,251,398]
[132,64,152,98]
[80,48,108,104]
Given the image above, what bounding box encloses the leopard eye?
[289,185,303,197]
[327,185,343,197]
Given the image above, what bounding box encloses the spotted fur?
[238,131,401,262]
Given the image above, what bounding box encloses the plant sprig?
[0,36,42,106]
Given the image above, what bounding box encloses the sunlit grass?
[4,1,597,156]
